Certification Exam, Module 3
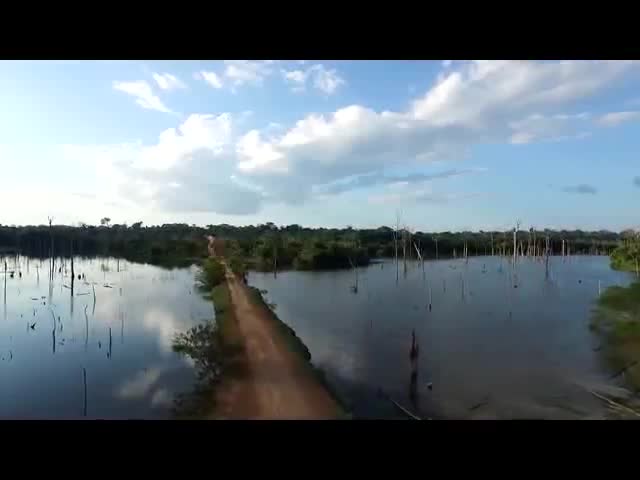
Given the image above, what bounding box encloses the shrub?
[198,257,226,290]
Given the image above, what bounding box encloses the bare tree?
[48,216,54,280]
[513,220,521,265]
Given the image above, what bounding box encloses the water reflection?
[171,321,224,418]
[249,256,635,419]
[0,255,212,419]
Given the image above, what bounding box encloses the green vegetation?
[0,221,623,272]
[196,257,226,292]
[610,230,640,274]
[172,271,246,419]
[207,224,620,270]
[591,281,640,391]
[0,223,208,269]
[174,256,347,418]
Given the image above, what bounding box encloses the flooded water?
[249,256,635,419]
[0,256,212,419]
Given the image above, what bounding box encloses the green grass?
[611,257,640,273]
[592,281,640,391]
[599,282,640,313]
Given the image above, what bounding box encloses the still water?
[249,256,635,419]
[0,256,211,419]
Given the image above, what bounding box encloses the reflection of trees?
[171,283,245,419]
[171,321,224,418]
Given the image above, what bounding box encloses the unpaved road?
[208,237,341,419]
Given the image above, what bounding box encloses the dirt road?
[208,237,341,419]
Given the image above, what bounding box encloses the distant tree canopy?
[0,222,625,271]
[0,223,208,269]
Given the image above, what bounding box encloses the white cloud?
[113,80,172,113]
[64,113,263,216]
[310,64,346,95]
[152,72,187,91]
[281,64,346,95]
[195,71,223,89]
[77,61,639,216]
[442,60,453,68]
[234,61,636,203]
[510,132,536,144]
[508,112,591,144]
[223,60,274,89]
[410,61,635,127]
[281,69,309,92]
[597,111,640,127]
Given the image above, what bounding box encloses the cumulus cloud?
[195,71,223,89]
[113,80,172,113]
[562,184,598,195]
[597,111,640,127]
[81,61,639,216]
[281,64,346,95]
[63,113,263,216]
[152,72,186,91]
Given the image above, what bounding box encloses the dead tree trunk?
[348,257,358,293]
[70,239,75,296]
[48,217,54,281]
[513,222,520,266]
[545,235,550,279]
[402,228,407,276]
[414,242,425,279]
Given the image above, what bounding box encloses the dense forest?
[0,221,628,271]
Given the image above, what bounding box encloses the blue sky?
[1,60,639,231]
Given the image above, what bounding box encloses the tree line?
[0,221,623,270]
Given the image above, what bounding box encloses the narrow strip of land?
[209,238,341,419]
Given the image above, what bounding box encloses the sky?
[0,59,639,231]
